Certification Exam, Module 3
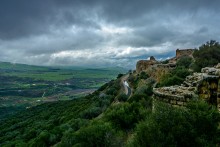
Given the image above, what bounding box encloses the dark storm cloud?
[0,0,101,40]
[1,0,219,39]
[0,0,220,67]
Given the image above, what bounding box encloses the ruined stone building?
[136,49,195,73]
[135,48,220,110]
[153,64,220,111]
[136,56,158,73]
[176,49,195,58]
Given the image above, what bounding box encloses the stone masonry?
[176,49,195,59]
[136,49,194,73]
[153,63,220,110]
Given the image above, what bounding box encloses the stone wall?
[153,86,194,107]
[136,56,176,82]
[153,63,220,110]
[136,61,176,83]
[136,49,194,73]
[176,49,195,59]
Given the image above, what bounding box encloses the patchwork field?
[0,62,126,119]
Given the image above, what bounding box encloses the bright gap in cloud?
[99,24,133,35]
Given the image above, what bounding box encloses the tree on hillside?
[193,40,220,72]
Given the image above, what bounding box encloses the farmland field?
[0,62,126,119]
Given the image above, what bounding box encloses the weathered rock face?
[146,64,175,82]
[136,56,158,73]
[153,64,220,110]
[136,55,178,83]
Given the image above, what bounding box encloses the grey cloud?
[1,0,220,39]
[1,0,220,67]
[0,0,101,40]
[115,25,177,48]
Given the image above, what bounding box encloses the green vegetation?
[158,40,220,87]
[193,40,220,72]
[0,62,126,119]
[0,75,124,146]
[128,71,150,89]
[1,87,219,146]
[0,41,220,146]
[176,56,193,68]
[132,101,220,147]
[158,57,192,87]
[104,102,148,130]
[117,93,128,102]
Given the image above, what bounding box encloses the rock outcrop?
[136,56,158,73]
[153,64,220,110]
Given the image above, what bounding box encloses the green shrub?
[161,60,169,64]
[193,40,220,72]
[128,93,147,103]
[28,130,50,147]
[104,102,147,130]
[97,98,111,109]
[173,67,190,78]
[131,101,220,147]
[117,93,128,102]
[176,56,193,68]
[128,74,139,89]
[80,107,102,119]
[106,87,117,95]
[61,121,118,147]
[159,75,183,87]
[139,71,149,79]
[69,118,89,131]
[134,85,153,96]
[158,66,190,87]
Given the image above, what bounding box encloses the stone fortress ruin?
[136,48,195,73]
[136,48,220,110]
[153,64,220,110]
[176,48,194,58]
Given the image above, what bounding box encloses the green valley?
[0,62,126,119]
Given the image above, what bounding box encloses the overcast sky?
[0,0,220,68]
